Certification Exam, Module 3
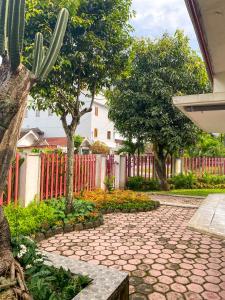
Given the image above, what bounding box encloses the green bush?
[5,199,101,237]
[127,176,160,191]
[4,202,57,236]
[12,236,90,300]
[169,173,197,189]
[169,172,225,190]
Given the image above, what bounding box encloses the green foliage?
[108,31,211,186]
[4,202,57,236]
[185,133,225,157]
[0,0,68,75]
[162,189,225,197]
[117,139,145,155]
[73,135,84,153]
[80,189,160,213]
[169,173,197,189]
[100,199,160,213]
[127,176,160,191]
[170,172,225,189]
[91,141,110,154]
[104,176,115,193]
[4,198,100,237]
[12,236,90,300]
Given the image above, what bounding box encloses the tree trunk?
[65,132,75,213]
[153,144,170,191]
[0,62,33,276]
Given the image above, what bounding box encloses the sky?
[131,0,200,52]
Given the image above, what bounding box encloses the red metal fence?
[40,154,96,200]
[126,155,173,180]
[183,157,225,175]
[0,153,20,206]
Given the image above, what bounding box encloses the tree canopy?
[108,31,211,188]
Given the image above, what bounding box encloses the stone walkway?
[40,202,225,300]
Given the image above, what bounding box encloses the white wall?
[22,98,118,148]
[91,102,117,148]
[23,109,92,139]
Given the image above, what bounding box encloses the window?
[95,107,99,116]
[36,110,40,117]
[94,128,98,138]
[107,131,111,140]
[48,109,53,116]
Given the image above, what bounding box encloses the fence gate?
[40,154,96,200]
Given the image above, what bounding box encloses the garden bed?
[78,189,160,213]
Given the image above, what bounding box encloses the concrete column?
[19,153,41,207]
[175,158,182,175]
[95,155,106,190]
[114,155,120,189]
[119,156,126,189]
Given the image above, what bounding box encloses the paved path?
[40,204,225,300]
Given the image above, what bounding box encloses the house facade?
[22,95,121,150]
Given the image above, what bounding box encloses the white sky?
[131,0,200,52]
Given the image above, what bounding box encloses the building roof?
[185,0,225,83]
[46,138,67,147]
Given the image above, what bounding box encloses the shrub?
[104,176,115,193]
[77,189,160,212]
[5,199,101,237]
[169,173,197,189]
[12,236,90,300]
[127,176,160,191]
[91,141,110,154]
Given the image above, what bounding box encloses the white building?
[22,95,121,150]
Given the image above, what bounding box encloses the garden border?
[44,252,129,300]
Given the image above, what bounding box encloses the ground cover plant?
[10,236,90,300]
[157,189,225,197]
[4,199,101,237]
[77,189,160,213]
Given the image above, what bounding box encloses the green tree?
[186,133,225,157]
[0,0,68,295]
[108,31,210,190]
[25,0,133,211]
[73,135,84,154]
[117,139,145,155]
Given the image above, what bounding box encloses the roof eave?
[185,0,214,83]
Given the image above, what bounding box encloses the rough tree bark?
[153,143,170,191]
[61,115,79,213]
[0,60,34,299]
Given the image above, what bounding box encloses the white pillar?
[119,156,126,189]
[19,154,41,207]
[95,155,106,190]
[175,158,182,175]
[114,155,120,189]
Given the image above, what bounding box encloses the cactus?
[0,0,69,77]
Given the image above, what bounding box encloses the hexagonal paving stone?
[39,205,225,300]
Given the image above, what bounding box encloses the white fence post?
[114,155,120,189]
[95,155,106,190]
[19,153,41,207]
[175,158,182,175]
[119,156,126,189]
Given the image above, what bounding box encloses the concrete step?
[188,194,225,239]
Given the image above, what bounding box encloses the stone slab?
[188,194,225,239]
[43,252,129,300]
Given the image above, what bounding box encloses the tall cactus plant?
[0,1,69,298]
